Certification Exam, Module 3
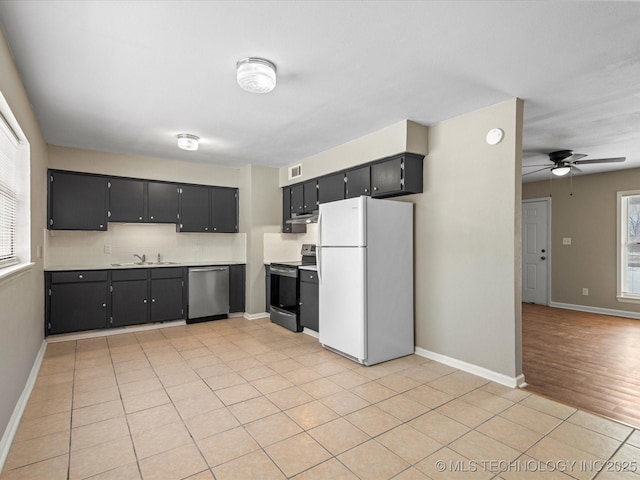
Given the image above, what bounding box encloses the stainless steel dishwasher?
[187,266,229,323]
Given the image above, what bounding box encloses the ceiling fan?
[523,150,626,177]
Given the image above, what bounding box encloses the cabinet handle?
[310,275,314,279]
[99,224,104,228]
[102,303,106,308]
[373,187,378,191]
[152,299,156,303]
[150,216,154,220]
[204,227,208,231]
[213,227,217,231]
[364,188,368,193]
[78,274,83,279]
[143,299,147,304]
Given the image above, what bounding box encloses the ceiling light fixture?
[177,133,199,151]
[236,57,277,94]
[551,165,571,176]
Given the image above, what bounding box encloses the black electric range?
[269,244,316,332]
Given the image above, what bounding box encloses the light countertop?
[45,260,244,272]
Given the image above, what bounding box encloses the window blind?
[0,114,19,268]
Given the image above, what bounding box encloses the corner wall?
[523,168,640,314]
[0,28,49,449]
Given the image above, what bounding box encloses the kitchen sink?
[110,261,179,267]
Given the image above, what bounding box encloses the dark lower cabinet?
[150,268,185,322]
[47,271,108,335]
[229,264,245,313]
[48,171,108,231]
[111,269,149,327]
[299,269,318,331]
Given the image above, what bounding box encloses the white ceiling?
[1,1,640,183]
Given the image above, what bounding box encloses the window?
[0,90,29,274]
[0,113,20,268]
[617,190,640,302]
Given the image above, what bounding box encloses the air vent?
[288,164,302,180]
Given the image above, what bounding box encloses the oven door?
[270,265,301,332]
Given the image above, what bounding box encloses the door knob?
[541,249,546,253]
[541,256,546,260]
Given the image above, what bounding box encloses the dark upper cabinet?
[229,264,245,313]
[150,267,185,322]
[299,269,318,331]
[211,187,238,233]
[291,184,304,214]
[111,271,149,328]
[282,186,306,234]
[318,173,345,204]
[345,166,371,198]
[47,271,108,335]
[371,154,423,198]
[178,185,210,232]
[303,180,318,212]
[109,178,145,222]
[48,170,108,231]
[147,182,179,223]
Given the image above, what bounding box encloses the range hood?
[286,212,319,224]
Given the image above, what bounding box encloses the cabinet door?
[109,178,145,222]
[265,265,270,312]
[371,157,403,197]
[345,166,371,198]
[151,278,184,322]
[291,184,304,214]
[229,264,245,313]
[211,187,238,233]
[303,180,318,213]
[299,280,319,331]
[179,185,210,232]
[49,282,108,334]
[48,171,108,230]
[318,173,345,204]
[111,279,149,327]
[282,187,306,234]
[148,182,179,223]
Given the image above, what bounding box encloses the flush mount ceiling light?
[236,57,277,94]
[177,133,199,151]
[551,165,571,176]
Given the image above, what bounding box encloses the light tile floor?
[2,317,639,480]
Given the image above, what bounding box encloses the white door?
[522,199,549,304]
[318,246,366,360]
[319,197,366,247]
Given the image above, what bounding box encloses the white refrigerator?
[318,196,414,366]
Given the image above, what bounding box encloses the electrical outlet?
[582,288,589,296]
[563,237,572,245]
[104,245,111,254]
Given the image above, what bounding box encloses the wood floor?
[522,303,640,428]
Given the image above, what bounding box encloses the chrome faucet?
[133,253,146,263]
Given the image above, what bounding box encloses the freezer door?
[318,246,366,360]
[318,196,366,247]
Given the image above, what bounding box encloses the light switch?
[562,237,572,245]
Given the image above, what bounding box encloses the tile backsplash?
[263,223,318,263]
[44,223,247,267]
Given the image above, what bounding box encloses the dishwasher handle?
[189,267,229,273]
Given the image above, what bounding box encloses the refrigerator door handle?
[317,209,323,283]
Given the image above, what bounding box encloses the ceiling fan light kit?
[177,133,199,151]
[523,149,626,178]
[551,165,571,176]
[236,57,277,94]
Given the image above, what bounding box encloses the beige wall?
[523,168,640,314]
[279,101,524,382]
[279,120,428,186]
[239,164,281,314]
[0,29,49,447]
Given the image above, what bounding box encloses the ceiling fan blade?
[565,153,587,162]
[522,166,552,176]
[573,157,626,165]
[523,164,554,168]
[570,165,582,173]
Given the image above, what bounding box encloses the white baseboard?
[303,328,319,339]
[243,312,270,321]
[549,301,640,320]
[414,346,526,388]
[46,320,186,343]
[228,312,244,318]
[0,340,47,471]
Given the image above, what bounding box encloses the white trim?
[522,197,552,305]
[549,301,640,320]
[46,320,186,343]
[414,346,526,388]
[243,312,270,320]
[303,328,319,339]
[0,262,33,287]
[227,312,244,318]
[0,340,46,471]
